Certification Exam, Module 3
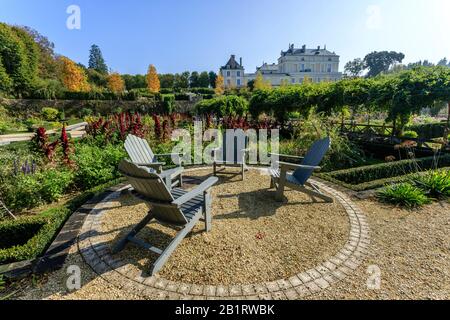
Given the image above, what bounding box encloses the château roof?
[281,44,338,57]
[221,55,244,70]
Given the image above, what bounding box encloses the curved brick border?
[77,168,370,300]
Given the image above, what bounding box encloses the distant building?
[220,44,342,87]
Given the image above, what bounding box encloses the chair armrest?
[278,161,321,171]
[155,152,185,157]
[134,162,166,168]
[269,153,304,160]
[172,177,218,206]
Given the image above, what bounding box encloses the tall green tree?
[0,23,39,94]
[198,71,210,88]
[344,58,365,77]
[208,71,217,88]
[364,51,405,77]
[88,44,108,74]
[159,73,174,88]
[174,71,190,89]
[189,71,199,87]
[122,74,147,90]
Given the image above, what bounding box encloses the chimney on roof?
[324,44,327,50]
[302,44,306,52]
[240,57,242,67]
[317,45,321,50]
[231,54,235,59]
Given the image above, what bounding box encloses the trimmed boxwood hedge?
[0,178,123,265]
[316,155,450,191]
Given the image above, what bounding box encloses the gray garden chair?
[212,130,249,180]
[112,159,218,276]
[269,137,333,203]
[124,134,183,189]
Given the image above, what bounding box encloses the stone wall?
[0,98,197,117]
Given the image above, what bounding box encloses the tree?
[0,56,12,93]
[87,68,107,87]
[198,71,210,88]
[174,71,190,89]
[189,71,199,88]
[214,73,224,95]
[107,72,125,93]
[21,26,59,80]
[146,64,160,93]
[208,71,217,88]
[364,51,405,77]
[437,58,448,67]
[254,72,271,90]
[159,73,174,88]
[122,74,147,90]
[88,44,108,74]
[344,58,365,77]
[59,56,90,92]
[0,23,40,94]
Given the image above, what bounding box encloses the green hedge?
[0,178,123,264]
[317,155,450,191]
[406,122,446,139]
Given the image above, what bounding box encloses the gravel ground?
[98,168,349,285]
[11,168,450,300]
[311,199,450,299]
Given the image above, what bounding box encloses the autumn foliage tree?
[107,72,125,94]
[214,73,224,95]
[146,64,160,93]
[59,56,90,92]
[254,71,271,90]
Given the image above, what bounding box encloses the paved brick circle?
[77,168,370,300]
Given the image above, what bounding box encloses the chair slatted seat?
[269,137,334,203]
[124,134,183,189]
[113,160,218,275]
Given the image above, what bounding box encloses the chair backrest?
[216,129,248,164]
[124,134,155,164]
[293,137,331,185]
[118,160,188,225]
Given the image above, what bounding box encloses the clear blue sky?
[1,0,449,74]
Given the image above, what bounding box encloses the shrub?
[414,170,450,199]
[161,94,175,114]
[195,95,248,117]
[41,107,59,121]
[0,174,43,210]
[73,144,125,190]
[401,130,418,139]
[79,107,93,118]
[318,155,450,189]
[407,123,445,139]
[377,183,430,208]
[38,169,74,203]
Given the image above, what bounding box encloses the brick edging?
[78,173,370,300]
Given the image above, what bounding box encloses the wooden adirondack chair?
[269,137,333,203]
[112,159,218,276]
[124,134,183,189]
[212,130,249,180]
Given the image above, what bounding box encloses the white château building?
[220,44,342,87]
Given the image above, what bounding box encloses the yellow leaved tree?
[214,73,224,95]
[254,71,271,90]
[59,57,90,92]
[146,64,160,93]
[107,72,125,94]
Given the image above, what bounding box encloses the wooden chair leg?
[213,162,217,176]
[203,191,212,232]
[150,213,200,275]
[112,211,154,254]
[178,174,183,187]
